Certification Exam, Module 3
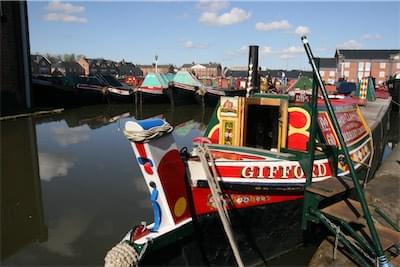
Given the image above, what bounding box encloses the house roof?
[31,54,51,64]
[181,62,221,68]
[335,49,400,60]
[319,58,337,69]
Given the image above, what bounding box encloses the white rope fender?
[123,122,174,142]
[104,242,139,267]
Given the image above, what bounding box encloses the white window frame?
[344,62,350,68]
[319,70,325,77]
[329,71,335,77]
[379,71,385,78]
[380,62,386,69]
[365,62,371,71]
[344,71,349,78]
[358,62,364,71]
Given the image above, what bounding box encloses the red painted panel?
[287,133,309,151]
[157,150,191,224]
[191,187,303,215]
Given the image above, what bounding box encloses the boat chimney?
[246,45,260,97]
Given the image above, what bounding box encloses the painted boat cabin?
[203,94,372,175]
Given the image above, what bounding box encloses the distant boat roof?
[141,72,169,88]
[172,70,202,87]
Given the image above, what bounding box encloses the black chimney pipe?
[246,45,260,96]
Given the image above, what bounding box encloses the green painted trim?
[253,93,290,100]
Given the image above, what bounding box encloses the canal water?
[1,104,213,266]
[2,103,398,266]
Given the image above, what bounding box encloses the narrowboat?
[202,87,247,106]
[135,73,170,104]
[96,74,135,103]
[105,39,391,266]
[168,70,203,106]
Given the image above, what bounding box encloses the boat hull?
[135,89,170,104]
[167,84,199,106]
[139,199,304,266]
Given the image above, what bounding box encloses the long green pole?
[301,36,389,266]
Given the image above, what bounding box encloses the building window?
[380,62,386,69]
[319,70,325,77]
[365,62,371,71]
[358,71,364,80]
[379,71,385,78]
[358,62,364,71]
[397,63,400,69]
[329,71,335,77]
[344,62,350,68]
[344,71,349,78]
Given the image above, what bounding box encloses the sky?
[28,1,400,70]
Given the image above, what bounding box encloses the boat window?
[245,105,280,150]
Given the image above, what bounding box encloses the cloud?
[44,13,87,23]
[280,54,295,59]
[294,26,310,36]
[51,125,90,146]
[362,33,383,40]
[260,46,273,55]
[337,40,362,49]
[196,0,230,12]
[199,8,251,26]
[38,153,75,181]
[41,210,92,257]
[255,20,290,31]
[44,1,87,23]
[47,1,85,13]
[282,46,303,54]
[184,40,208,49]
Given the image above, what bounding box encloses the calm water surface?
[1,103,212,266]
[2,103,398,266]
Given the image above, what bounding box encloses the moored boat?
[202,87,247,106]
[136,72,170,104]
[105,39,393,266]
[168,70,203,106]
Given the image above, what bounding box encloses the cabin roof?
[335,49,400,60]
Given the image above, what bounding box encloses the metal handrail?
[301,36,390,267]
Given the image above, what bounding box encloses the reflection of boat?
[107,40,395,266]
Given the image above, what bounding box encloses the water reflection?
[1,117,47,261]
[1,104,212,266]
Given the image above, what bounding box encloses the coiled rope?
[104,242,139,267]
[123,122,174,142]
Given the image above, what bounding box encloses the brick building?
[318,58,337,84]
[139,64,174,76]
[181,62,222,78]
[31,55,52,75]
[51,61,85,76]
[118,60,143,77]
[78,57,118,76]
[335,49,400,84]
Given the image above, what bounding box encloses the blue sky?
[28,1,400,70]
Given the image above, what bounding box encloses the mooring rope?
[104,242,139,267]
[123,122,174,142]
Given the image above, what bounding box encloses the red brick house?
[181,62,222,78]
[318,58,337,84]
[335,49,400,84]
